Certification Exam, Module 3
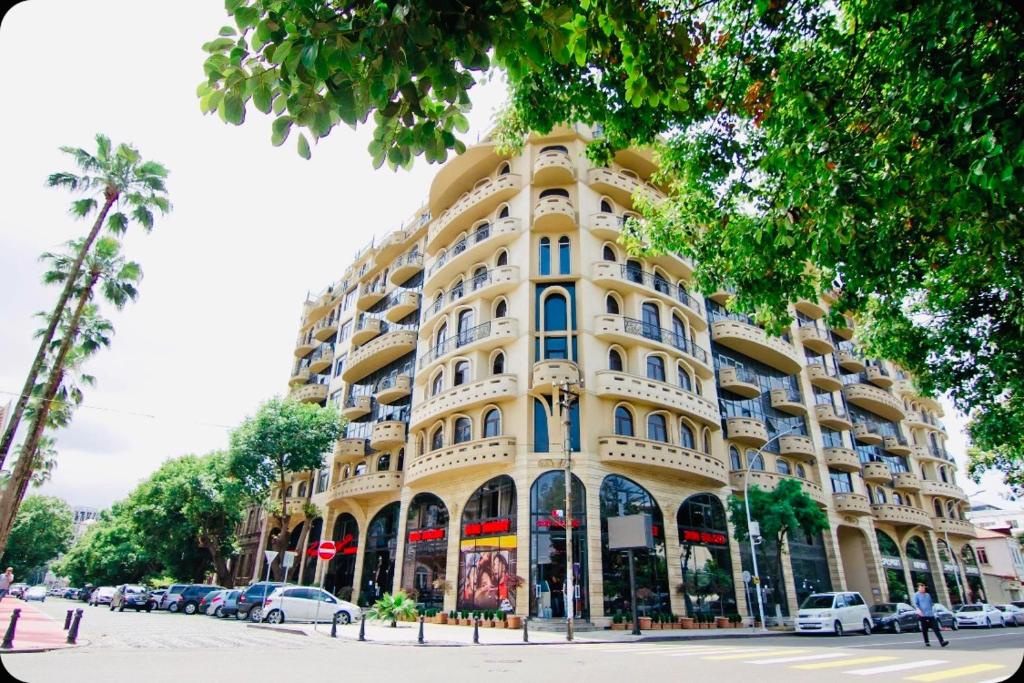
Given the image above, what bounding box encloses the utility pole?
[558,377,583,642]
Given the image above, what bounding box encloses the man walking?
[913,582,949,647]
[0,567,13,601]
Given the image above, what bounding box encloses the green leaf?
[271,116,293,146]
[253,85,273,114]
[221,92,245,125]
[235,6,259,31]
[300,42,319,70]
[218,25,237,37]
[297,133,311,159]
[107,212,128,233]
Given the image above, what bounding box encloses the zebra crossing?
[587,643,1008,681]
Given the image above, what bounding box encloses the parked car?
[870,602,920,633]
[198,589,224,615]
[111,584,152,612]
[795,591,872,636]
[995,604,1024,626]
[176,584,224,615]
[89,586,117,606]
[933,603,959,630]
[8,583,28,599]
[23,585,47,602]
[147,589,166,610]
[955,603,1006,628]
[208,589,240,618]
[261,586,361,625]
[62,587,79,599]
[235,582,287,622]
[48,586,65,597]
[160,584,188,612]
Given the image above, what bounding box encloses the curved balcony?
[424,217,521,290]
[905,411,930,430]
[532,359,581,393]
[717,366,760,398]
[931,518,976,539]
[282,497,306,517]
[807,363,843,392]
[838,349,865,372]
[595,370,720,428]
[920,480,968,501]
[594,315,712,378]
[824,447,860,472]
[832,493,872,516]
[795,300,827,320]
[591,262,705,330]
[352,316,383,346]
[331,471,403,501]
[411,375,517,430]
[854,421,883,445]
[892,471,921,492]
[589,211,626,241]
[871,504,933,529]
[404,436,517,486]
[374,374,412,405]
[343,328,418,382]
[861,461,892,483]
[389,252,424,287]
[866,365,894,388]
[313,316,338,342]
[533,149,575,185]
[374,230,407,268]
[770,388,806,416]
[417,318,518,374]
[294,335,316,358]
[333,438,367,463]
[587,167,664,207]
[797,325,835,354]
[384,290,420,323]
[341,395,372,420]
[307,347,334,375]
[730,470,827,506]
[427,173,522,252]
[599,435,728,486]
[884,434,912,456]
[357,281,386,310]
[779,434,816,460]
[421,265,520,328]
[533,196,576,232]
[832,316,855,340]
[725,417,768,446]
[710,320,801,374]
[815,403,852,431]
[370,420,406,450]
[290,383,328,404]
[289,368,310,387]
[845,383,905,422]
[912,444,952,464]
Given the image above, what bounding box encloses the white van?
[795,591,872,636]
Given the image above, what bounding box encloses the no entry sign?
[317,541,337,561]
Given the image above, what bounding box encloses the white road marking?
[745,652,852,664]
[848,631,1024,648]
[843,659,947,675]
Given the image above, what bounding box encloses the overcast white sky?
[0,0,1015,512]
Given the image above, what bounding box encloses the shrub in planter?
[611,611,626,630]
[680,615,695,629]
[507,614,522,629]
[715,616,730,628]
[639,616,653,630]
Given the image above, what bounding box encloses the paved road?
[3,599,1021,683]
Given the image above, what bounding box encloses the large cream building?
[253,125,982,626]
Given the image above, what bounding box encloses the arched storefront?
[876,530,908,602]
[361,503,400,606]
[286,522,305,582]
[961,545,986,603]
[301,517,323,585]
[905,536,937,598]
[530,471,586,619]
[937,539,965,605]
[789,530,834,606]
[600,475,669,619]
[402,493,449,610]
[324,513,358,597]
[459,476,518,613]
[677,493,736,618]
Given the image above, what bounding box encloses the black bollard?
[1,608,21,649]
[523,616,528,643]
[473,616,479,644]
[66,609,84,645]
[418,615,425,644]
[330,612,339,638]
[358,614,366,641]
[64,609,74,630]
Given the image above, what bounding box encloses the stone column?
[391,491,413,596]
[924,530,953,606]
[663,498,685,619]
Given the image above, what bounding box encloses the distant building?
[231,504,266,586]
[71,506,100,542]
[972,526,1024,603]
[967,504,1024,537]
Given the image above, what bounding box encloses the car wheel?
[336,611,352,625]
[214,606,223,618]
[168,602,179,613]
[119,604,125,612]
[183,602,197,615]
[235,610,248,621]
[145,605,152,613]
[862,619,871,636]
[265,609,284,625]
[249,607,263,623]
[834,621,844,637]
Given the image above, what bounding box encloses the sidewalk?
[0,599,78,653]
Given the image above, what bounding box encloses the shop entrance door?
[532,529,587,620]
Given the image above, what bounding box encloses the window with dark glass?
[558,236,570,274]
[483,409,501,437]
[600,199,613,213]
[648,413,668,442]
[776,459,791,475]
[377,454,390,471]
[454,417,472,444]
[730,447,742,470]
[606,295,619,315]
[614,406,634,436]
[646,355,665,381]
[431,427,444,451]
[495,299,507,318]
[641,302,660,339]
[431,371,444,396]
[608,349,623,372]
[492,352,505,375]
[539,237,551,275]
[453,360,469,386]
[496,249,508,266]
[678,365,692,390]
[602,245,616,262]
[457,309,474,344]
[680,423,695,449]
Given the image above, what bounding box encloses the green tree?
[199,1,1023,481]
[54,507,158,587]
[727,479,829,616]
[228,397,342,579]
[0,495,73,580]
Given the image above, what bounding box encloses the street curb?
[247,624,309,637]
[308,630,793,647]
[0,640,88,654]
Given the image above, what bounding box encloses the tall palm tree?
[0,239,141,554]
[0,134,169,468]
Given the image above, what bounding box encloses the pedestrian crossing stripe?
[669,648,751,657]
[904,664,1006,681]
[793,655,898,670]
[704,649,807,661]
[844,660,947,675]
[746,652,852,664]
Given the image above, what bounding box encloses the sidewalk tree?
[54,507,159,587]
[0,495,74,579]
[228,397,342,579]
[200,1,1023,477]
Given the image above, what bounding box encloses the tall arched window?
[491,351,505,375]
[602,245,616,261]
[672,314,687,347]
[435,321,448,348]
[539,237,551,275]
[361,502,400,602]
[402,493,449,609]
[497,162,511,175]
[934,499,944,517]
[876,487,887,503]
[377,454,391,471]
[534,398,549,452]
[431,426,444,451]
[457,309,475,344]
[397,448,404,470]
[796,463,806,478]
[496,249,508,266]
[474,222,490,241]
[893,492,903,505]
[453,360,469,386]
[297,481,307,497]
[614,406,634,436]
[776,459,791,475]
[483,409,501,437]
[648,413,668,442]
[606,295,620,315]
[454,417,472,444]
[680,422,695,449]
[940,466,949,483]
[702,428,712,454]
[451,278,464,301]
[730,446,742,470]
[461,476,518,612]
[608,348,623,371]
[747,450,764,470]
[677,493,737,617]
[472,266,487,290]
[600,199,613,213]
[541,292,569,360]
[626,259,644,284]
[558,236,571,274]
[431,371,444,396]
[641,302,661,339]
[646,355,666,381]
[677,365,692,390]
[494,298,508,318]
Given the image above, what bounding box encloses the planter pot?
[625,622,634,630]
[680,618,694,629]
[639,617,653,630]
[734,622,743,628]
[436,614,448,624]
[611,622,626,630]
[506,616,522,629]
[715,617,730,629]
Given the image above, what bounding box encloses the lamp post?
[558,377,583,642]
[743,426,800,632]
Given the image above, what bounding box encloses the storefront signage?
[881,556,903,570]
[464,518,512,537]
[535,518,581,529]
[911,560,930,571]
[964,566,980,576]
[408,528,446,543]
[680,528,728,546]
[942,563,958,574]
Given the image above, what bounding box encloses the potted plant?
[715,614,730,629]
[365,591,418,628]
[507,613,522,629]
[496,612,507,629]
[730,614,743,628]
[611,611,625,630]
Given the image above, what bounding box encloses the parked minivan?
[795,591,872,636]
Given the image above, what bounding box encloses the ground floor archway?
[837,525,876,602]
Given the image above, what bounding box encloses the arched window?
[609,348,623,372]
[602,245,616,262]
[494,298,508,318]
[539,237,551,275]
[614,406,634,436]
[431,426,444,451]
[454,417,472,444]
[558,235,571,274]
[747,450,764,470]
[450,278,464,301]
[702,428,712,454]
[457,309,475,344]
[695,376,702,396]
[540,144,568,154]
[641,302,661,339]
[540,188,570,198]
[600,198,613,213]
[483,409,501,437]
[893,492,903,505]
[285,485,293,497]
[646,355,666,381]
[491,351,505,375]
[342,465,350,479]
[474,222,490,241]
[435,321,448,348]
[626,259,644,284]
[876,487,887,503]
[541,292,569,360]
[431,371,444,396]
[677,493,738,617]
[402,493,449,609]
[497,162,511,175]
[940,466,949,483]
[934,499,944,518]
[730,446,742,470]
[648,413,669,442]
[677,365,692,391]
[471,266,487,290]
[606,295,620,315]
[453,360,470,386]
[377,454,391,471]
[796,463,806,479]
[680,422,695,449]
[354,462,367,476]
[652,270,670,295]
[297,481,307,497]
[776,459,791,475]
[496,249,508,266]
[672,314,687,347]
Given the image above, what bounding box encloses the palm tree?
[366,591,418,627]
[0,238,141,554]
[0,134,169,468]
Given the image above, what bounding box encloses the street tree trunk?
[294,471,316,584]
[271,468,291,581]
[0,190,117,469]
[202,532,234,588]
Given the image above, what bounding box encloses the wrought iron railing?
[621,317,708,364]
[418,321,494,369]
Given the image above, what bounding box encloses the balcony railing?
[708,304,791,342]
[423,267,502,320]
[428,224,494,277]
[616,264,703,317]
[621,317,709,365]
[418,321,493,369]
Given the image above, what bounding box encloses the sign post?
[258,550,279,623]
[312,541,337,630]
[608,514,653,636]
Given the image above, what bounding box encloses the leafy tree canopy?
[0,495,73,579]
[727,479,829,548]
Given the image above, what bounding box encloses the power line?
[0,389,232,430]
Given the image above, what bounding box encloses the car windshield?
[958,605,982,612]
[871,604,897,613]
[800,595,835,609]
[126,585,145,593]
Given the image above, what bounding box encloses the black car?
[111,584,152,612]
[176,585,224,615]
[933,603,959,630]
[235,582,286,622]
[871,602,921,633]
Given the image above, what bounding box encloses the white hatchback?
[261,586,361,625]
[955,603,1005,628]
[795,591,872,636]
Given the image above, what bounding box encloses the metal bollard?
[64,609,74,630]
[358,614,366,641]
[418,615,425,644]
[473,616,479,644]
[523,616,529,643]
[330,612,339,638]
[66,609,84,645]
[1,608,21,649]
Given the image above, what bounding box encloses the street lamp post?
[558,378,583,642]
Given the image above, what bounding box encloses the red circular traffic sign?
[317,541,337,561]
